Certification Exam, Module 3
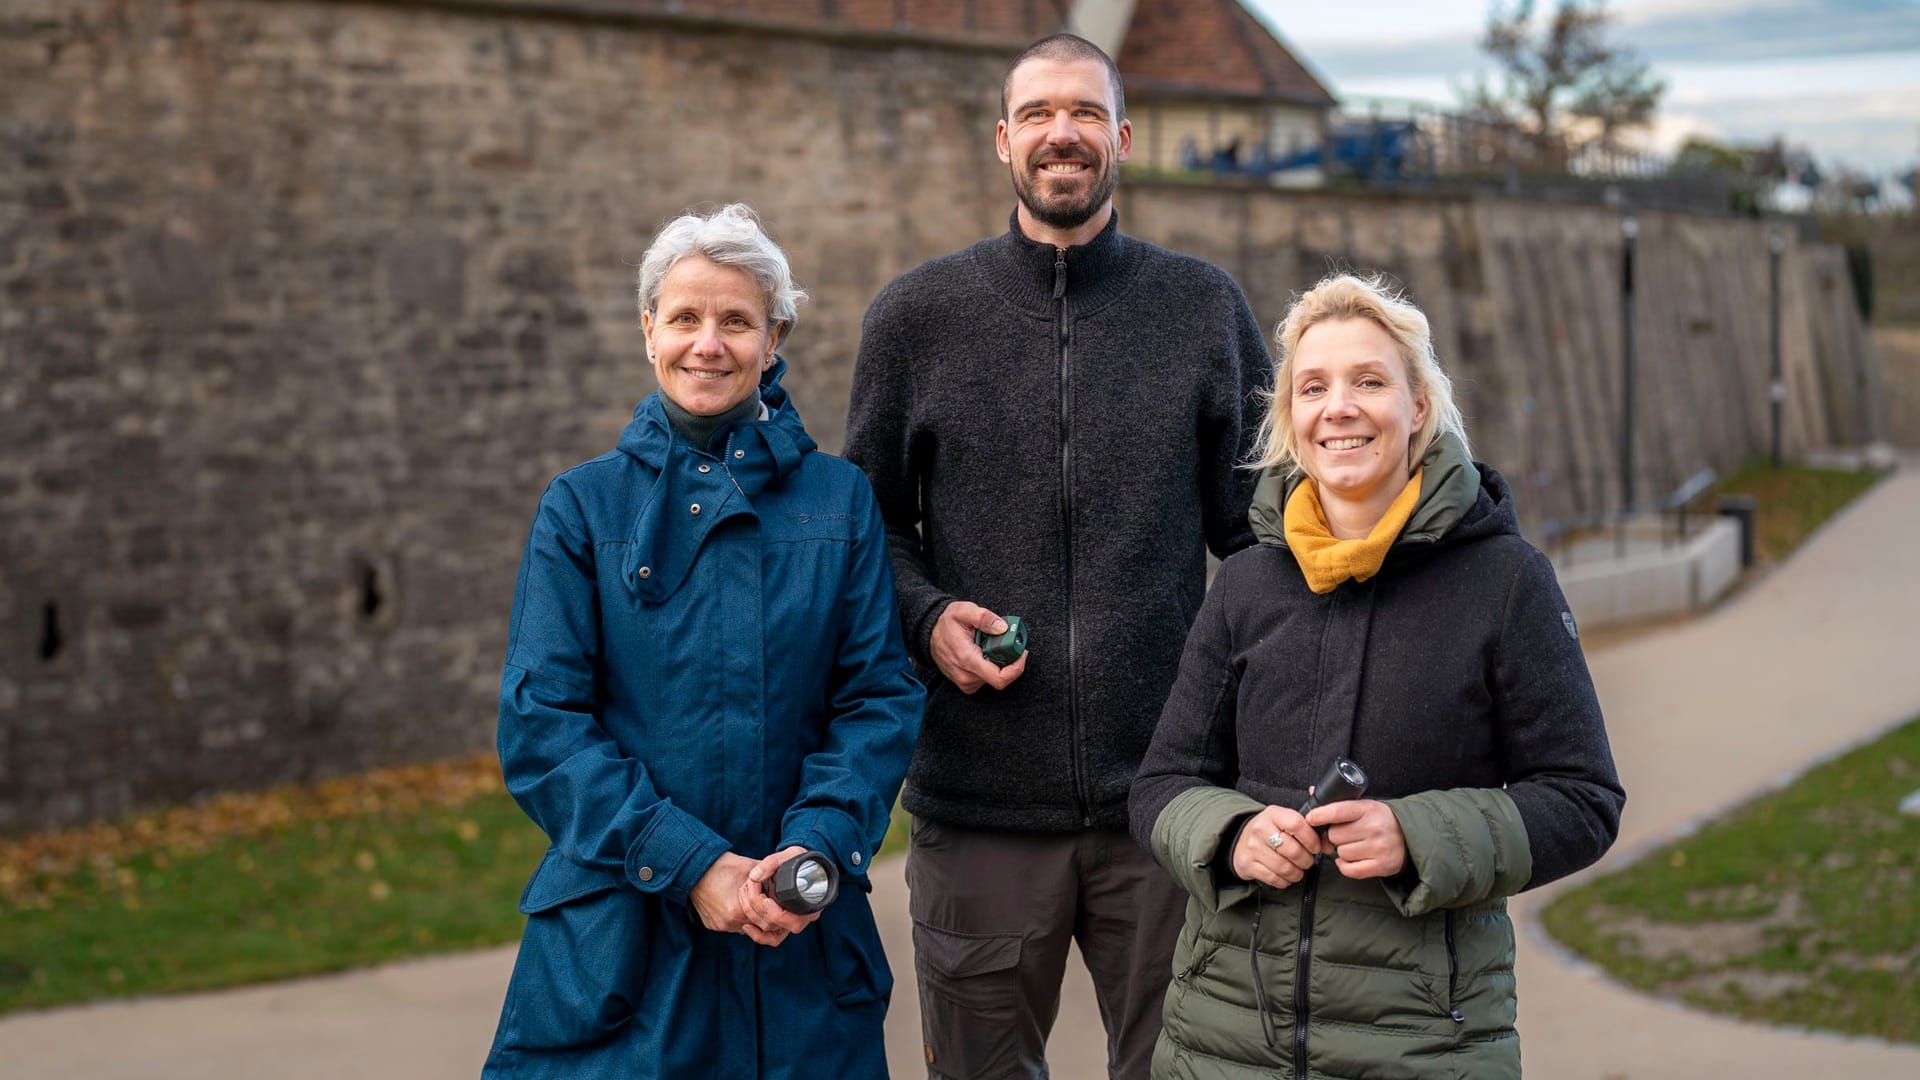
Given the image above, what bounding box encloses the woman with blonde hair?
[1130,273,1623,1079]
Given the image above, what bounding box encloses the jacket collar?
[972,208,1142,317]
[1249,431,1484,551]
[615,359,815,603]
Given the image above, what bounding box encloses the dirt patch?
[1669,968,1813,1003]
[1603,891,1808,968]
[1823,949,1920,974]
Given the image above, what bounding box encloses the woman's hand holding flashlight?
[1231,807,1321,888]
[691,853,779,943]
[691,850,818,946]
[740,846,822,946]
[1305,800,1407,880]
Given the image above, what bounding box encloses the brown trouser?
[905,817,1187,1079]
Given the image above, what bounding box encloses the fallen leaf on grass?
[0,755,506,909]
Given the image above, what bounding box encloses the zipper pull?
[1053,248,1066,299]
[1176,947,1211,982]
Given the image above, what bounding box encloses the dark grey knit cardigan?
[844,212,1271,832]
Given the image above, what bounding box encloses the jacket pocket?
[1442,909,1465,1023]
[813,894,894,1007]
[911,921,1024,1079]
[497,850,649,1052]
[1449,905,1519,1038]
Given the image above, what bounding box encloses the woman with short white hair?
[1131,273,1624,1079]
[483,204,923,1080]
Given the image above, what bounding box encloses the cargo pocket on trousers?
[912,920,1024,1079]
[497,852,649,1052]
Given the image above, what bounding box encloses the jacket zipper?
[1443,909,1465,1023]
[1054,248,1090,827]
[1294,862,1321,1077]
[1174,945,1211,983]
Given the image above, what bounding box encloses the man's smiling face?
[997,56,1131,234]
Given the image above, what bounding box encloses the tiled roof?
[1117,0,1336,106]
[731,0,1066,37]
[578,0,1068,41]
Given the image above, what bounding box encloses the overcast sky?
[1249,0,1920,175]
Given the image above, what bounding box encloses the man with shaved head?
[845,33,1270,1078]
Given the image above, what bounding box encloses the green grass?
[0,461,1881,1017]
[1542,715,1920,1044]
[0,773,916,1016]
[880,801,911,858]
[1716,459,1884,564]
[0,789,546,1015]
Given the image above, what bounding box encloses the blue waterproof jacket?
[483,363,924,1080]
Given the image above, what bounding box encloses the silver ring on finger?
[1266,832,1285,850]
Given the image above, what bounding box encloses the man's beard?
[1012,153,1117,232]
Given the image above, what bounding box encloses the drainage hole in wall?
[361,567,384,620]
[39,602,62,660]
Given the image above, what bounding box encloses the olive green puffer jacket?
[1149,785,1532,1080]
[1132,439,1622,1077]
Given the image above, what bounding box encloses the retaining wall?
[0,0,1880,830]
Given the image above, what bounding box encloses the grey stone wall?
[1876,328,1920,448]
[0,0,1022,831]
[1120,185,1873,525]
[0,1,1877,831]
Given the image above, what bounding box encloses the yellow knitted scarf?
[1283,469,1425,594]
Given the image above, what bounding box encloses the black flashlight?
[1298,757,1368,838]
[766,850,840,915]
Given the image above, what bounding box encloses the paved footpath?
[5,462,1919,1078]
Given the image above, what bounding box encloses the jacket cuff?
[908,596,955,672]
[1380,788,1533,916]
[780,806,875,892]
[624,804,731,906]
[1149,786,1266,913]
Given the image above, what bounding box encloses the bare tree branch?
[1465,0,1667,168]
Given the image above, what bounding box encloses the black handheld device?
[1297,757,1369,817]
[766,850,840,915]
[974,615,1028,667]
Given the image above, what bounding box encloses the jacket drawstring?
[1250,895,1277,1048]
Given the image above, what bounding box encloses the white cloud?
[1619,0,1920,64]
[1252,0,1920,174]
[1614,0,1811,26]
[1682,85,1920,170]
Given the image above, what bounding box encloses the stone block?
[1552,517,1742,629]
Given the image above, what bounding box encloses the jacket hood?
[1248,432,1506,551]
[614,359,817,604]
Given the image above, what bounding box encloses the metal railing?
[1535,467,1722,569]
[1145,95,1747,214]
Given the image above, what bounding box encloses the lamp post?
[1769,229,1785,468]
[1618,213,1638,558]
